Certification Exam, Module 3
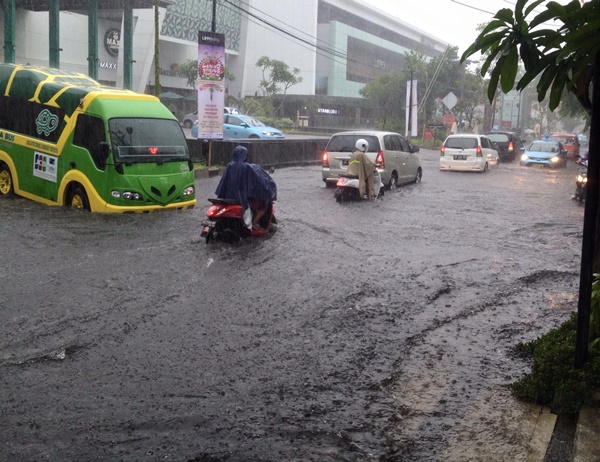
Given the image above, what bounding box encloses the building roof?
[0,0,174,11]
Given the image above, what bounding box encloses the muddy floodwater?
[0,149,585,461]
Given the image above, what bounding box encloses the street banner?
[405,79,418,138]
[197,31,225,139]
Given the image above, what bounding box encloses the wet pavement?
[0,149,587,461]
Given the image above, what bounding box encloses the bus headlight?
[183,186,195,196]
[121,191,143,201]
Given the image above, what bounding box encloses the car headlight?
[550,156,560,163]
[183,186,195,196]
[520,154,529,161]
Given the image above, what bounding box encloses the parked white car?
[440,134,499,172]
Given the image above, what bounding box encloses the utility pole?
[154,0,160,97]
[211,0,217,33]
[407,70,413,139]
[575,48,600,368]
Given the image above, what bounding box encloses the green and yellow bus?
[0,64,196,212]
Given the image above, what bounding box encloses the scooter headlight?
[577,174,588,183]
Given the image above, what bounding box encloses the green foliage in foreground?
[511,313,600,415]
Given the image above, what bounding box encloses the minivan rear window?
[487,133,509,142]
[326,135,381,153]
[445,137,478,149]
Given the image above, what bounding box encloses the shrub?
[511,313,600,415]
[260,117,295,130]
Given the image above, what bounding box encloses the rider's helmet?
[355,139,369,152]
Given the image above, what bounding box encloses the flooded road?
[0,149,585,461]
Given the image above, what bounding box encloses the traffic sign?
[442,92,457,111]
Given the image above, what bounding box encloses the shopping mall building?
[0,0,448,127]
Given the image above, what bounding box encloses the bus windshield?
[109,118,189,163]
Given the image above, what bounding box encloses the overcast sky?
[361,0,575,55]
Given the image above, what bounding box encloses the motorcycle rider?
[215,145,277,229]
[572,149,589,201]
[346,138,376,201]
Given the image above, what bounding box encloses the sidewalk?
[434,388,599,461]
[535,390,600,462]
[571,391,600,462]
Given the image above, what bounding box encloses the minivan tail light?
[508,141,514,152]
[440,145,445,156]
[322,151,329,168]
[476,146,482,157]
[375,151,384,169]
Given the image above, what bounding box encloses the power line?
[450,0,496,15]
[451,0,561,26]
[222,0,348,61]
[220,0,413,77]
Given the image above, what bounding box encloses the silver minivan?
[322,130,422,188]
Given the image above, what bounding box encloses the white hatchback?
[440,134,499,172]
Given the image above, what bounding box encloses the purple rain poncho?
[214,146,277,212]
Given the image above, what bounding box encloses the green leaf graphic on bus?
[36,109,59,136]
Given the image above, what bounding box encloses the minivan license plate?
[454,155,467,161]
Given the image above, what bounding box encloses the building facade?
[0,0,448,126]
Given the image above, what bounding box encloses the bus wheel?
[69,184,90,211]
[0,164,14,196]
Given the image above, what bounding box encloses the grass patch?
[510,313,600,415]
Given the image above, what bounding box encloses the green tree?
[462,0,600,365]
[454,71,487,131]
[358,49,469,134]
[256,56,302,114]
[359,72,405,131]
[560,90,592,133]
[461,0,597,113]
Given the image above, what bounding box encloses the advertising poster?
[197,31,225,139]
[33,152,58,183]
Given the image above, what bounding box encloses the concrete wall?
[188,139,328,168]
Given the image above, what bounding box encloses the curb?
[527,407,557,462]
[194,167,222,179]
[573,391,600,462]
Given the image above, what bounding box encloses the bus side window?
[73,114,108,170]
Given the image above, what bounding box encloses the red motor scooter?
[200,198,276,242]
